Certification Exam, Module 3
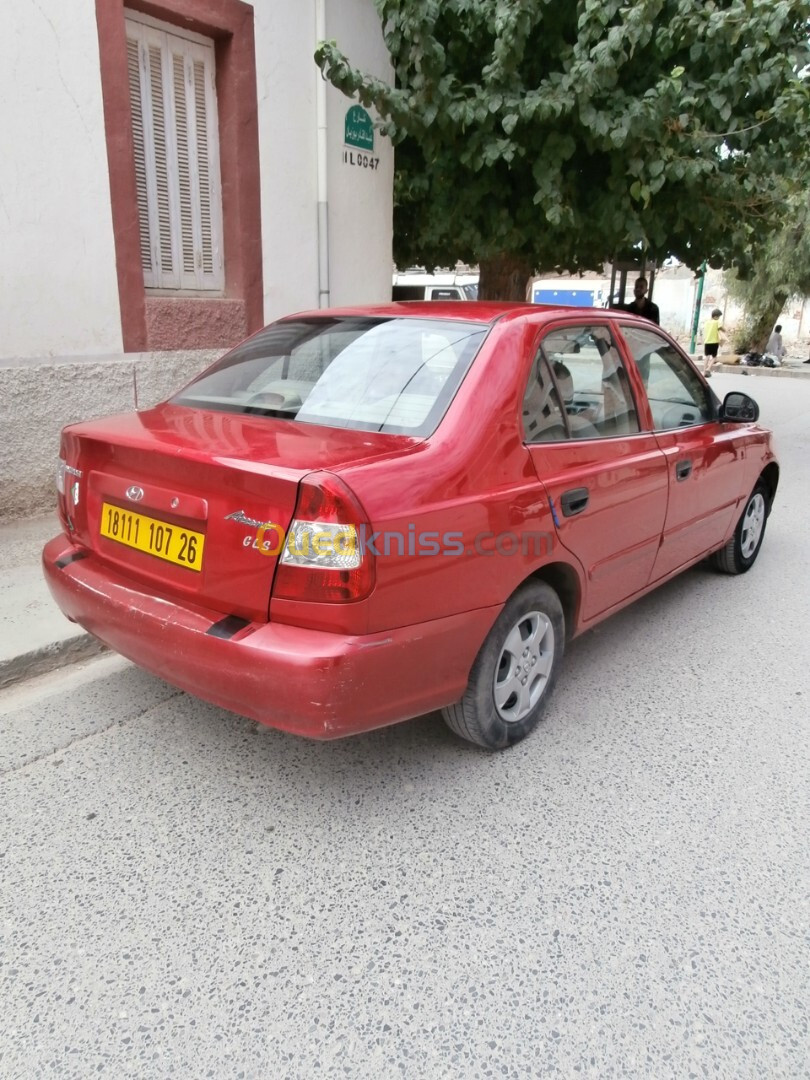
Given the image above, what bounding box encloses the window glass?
[173,317,488,436]
[621,326,712,430]
[391,285,423,300]
[540,325,640,439]
[522,352,569,443]
[430,288,462,300]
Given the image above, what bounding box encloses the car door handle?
[675,459,692,481]
[560,487,589,517]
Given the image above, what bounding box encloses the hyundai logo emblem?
[126,485,145,502]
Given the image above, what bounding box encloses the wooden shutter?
[193,58,217,281]
[125,16,223,291]
[126,37,152,275]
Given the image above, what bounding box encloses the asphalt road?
[2,373,808,1079]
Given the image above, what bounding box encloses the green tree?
[317,0,810,299]
[727,187,810,351]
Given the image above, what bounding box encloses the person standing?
[703,308,725,377]
[613,277,660,324]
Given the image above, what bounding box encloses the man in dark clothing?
[613,277,660,324]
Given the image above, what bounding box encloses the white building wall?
[253,2,321,320]
[0,0,394,519]
[655,278,698,336]
[325,0,395,307]
[0,0,393,359]
[531,274,699,337]
[0,0,123,360]
[252,0,394,320]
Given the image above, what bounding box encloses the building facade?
[0,0,394,517]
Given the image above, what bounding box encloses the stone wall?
[0,350,223,521]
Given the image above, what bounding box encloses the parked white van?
[392,270,478,301]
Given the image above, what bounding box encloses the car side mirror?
[720,392,759,423]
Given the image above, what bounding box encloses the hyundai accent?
[43,303,778,749]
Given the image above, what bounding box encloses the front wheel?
[712,481,770,574]
[442,581,564,749]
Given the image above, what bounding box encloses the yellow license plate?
[100,502,205,571]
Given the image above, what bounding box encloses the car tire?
[442,581,564,750]
[712,480,770,575]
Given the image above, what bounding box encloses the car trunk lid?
[61,403,418,622]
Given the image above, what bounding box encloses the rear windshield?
[172,316,488,436]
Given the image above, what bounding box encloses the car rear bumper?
[43,535,497,739]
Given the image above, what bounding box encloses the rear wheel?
[712,481,769,574]
[442,581,564,749]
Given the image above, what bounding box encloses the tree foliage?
[727,187,810,350]
[317,0,810,297]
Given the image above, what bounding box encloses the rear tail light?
[56,439,83,528]
[272,472,375,603]
[56,451,69,528]
[56,455,67,496]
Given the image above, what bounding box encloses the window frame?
[521,347,570,444]
[617,323,716,432]
[522,321,644,444]
[125,11,224,293]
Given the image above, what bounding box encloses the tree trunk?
[478,253,535,301]
[746,290,790,352]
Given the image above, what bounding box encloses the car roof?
[280,302,639,327]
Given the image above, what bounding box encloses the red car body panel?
[650,424,749,581]
[61,408,420,625]
[43,303,778,738]
[43,534,500,737]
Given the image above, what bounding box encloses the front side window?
[621,326,712,430]
[126,15,224,292]
[535,325,640,440]
[173,317,488,436]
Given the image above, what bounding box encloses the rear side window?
[522,351,568,443]
[173,316,488,436]
[525,325,640,441]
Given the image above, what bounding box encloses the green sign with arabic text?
[344,106,374,151]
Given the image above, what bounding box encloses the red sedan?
[43,303,778,749]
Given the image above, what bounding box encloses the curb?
[721,365,810,379]
[0,633,109,691]
[689,357,810,379]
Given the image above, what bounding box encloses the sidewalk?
[0,513,106,689]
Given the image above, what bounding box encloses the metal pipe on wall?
[689,262,707,354]
[315,0,330,309]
